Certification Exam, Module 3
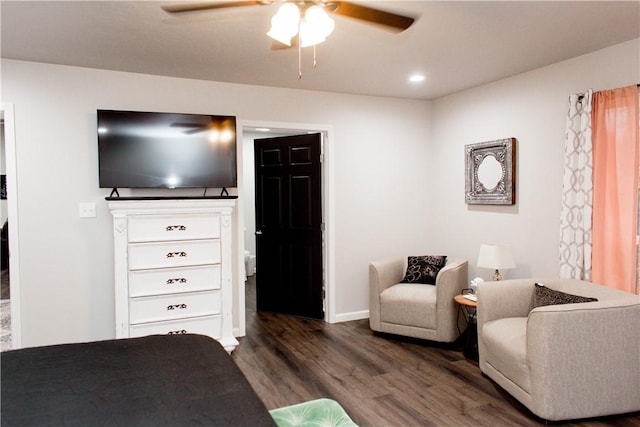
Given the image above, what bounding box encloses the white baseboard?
[333,310,369,323]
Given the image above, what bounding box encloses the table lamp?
[477,244,515,281]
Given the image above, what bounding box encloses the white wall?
[430,38,640,281]
[3,38,637,347]
[2,59,431,347]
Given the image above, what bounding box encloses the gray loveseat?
[477,278,640,421]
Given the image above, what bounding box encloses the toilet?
[244,250,256,278]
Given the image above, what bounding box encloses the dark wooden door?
[254,133,323,319]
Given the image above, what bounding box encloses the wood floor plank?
[233,277,640,426]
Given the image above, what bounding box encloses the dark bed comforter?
[1,334,276,426]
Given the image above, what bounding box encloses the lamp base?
[493,269,502,281]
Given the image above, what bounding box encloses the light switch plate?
[79,202,97,218]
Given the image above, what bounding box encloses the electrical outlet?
[79,202,96,218]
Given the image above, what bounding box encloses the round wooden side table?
[454,294,478,361]
[454,294,477,309]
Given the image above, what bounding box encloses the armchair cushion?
[380,283,437,329]
[400,255,447,285]
[482,317,530,393]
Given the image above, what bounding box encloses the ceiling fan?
[171,118,236,146]
[161,1,416,77]
[161,1,416,34]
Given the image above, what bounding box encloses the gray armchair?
[369,257,468,342]
[477,278,640,421]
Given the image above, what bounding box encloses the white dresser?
[108,198,238,352]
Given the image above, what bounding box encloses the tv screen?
[97,109,237,189]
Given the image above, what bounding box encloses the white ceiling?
[2,1,639,100]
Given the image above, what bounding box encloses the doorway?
[239,121,334,331]
[254,133,324,319]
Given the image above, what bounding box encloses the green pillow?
[270,398,358,427]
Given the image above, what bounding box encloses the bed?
[1,334,276,426]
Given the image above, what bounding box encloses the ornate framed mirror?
[465,138,516,205]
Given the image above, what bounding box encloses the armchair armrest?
[435,258,469,308]
[435,258,468,341]
[436,259,469,301]
[369,256,406,294]
[527,301,640,420]
[369,256,407,331]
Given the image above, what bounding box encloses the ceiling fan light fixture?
[266,2,300,46]
[299,5,335,47]
[219,128,234,144]
[207,129,220,144]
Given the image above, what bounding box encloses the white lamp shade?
[477,244,515,270]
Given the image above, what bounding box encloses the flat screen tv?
[97,109,237,189]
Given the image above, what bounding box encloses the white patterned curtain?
[559,90,593,280]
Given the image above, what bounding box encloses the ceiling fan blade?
[183,128,207,134]
[329,1,415,32]
[171,123,205,128]
[161,1,268,14]
[271,37,298,50]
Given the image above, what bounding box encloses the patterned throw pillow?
[400,255,447,285]
[533,283,598,308]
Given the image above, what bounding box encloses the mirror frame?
[465,138,516,205]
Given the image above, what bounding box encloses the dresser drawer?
[128,214,220,243]
[128,240,220,270]
[129,265,221,297]
[129,315,222,339]
[129,291,221,324]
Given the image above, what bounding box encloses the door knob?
[255,230,263,235]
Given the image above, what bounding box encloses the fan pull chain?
[296,31,319,79]
[298,35,302,79]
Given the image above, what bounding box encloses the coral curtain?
[559,90,593,280]
[592,85,639,293]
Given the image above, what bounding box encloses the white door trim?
[2,102,22,349]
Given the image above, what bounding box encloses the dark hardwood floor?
[1,268,9,300]
[232,276,640,427]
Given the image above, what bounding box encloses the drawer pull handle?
[166,251,187,258]
[168,329,188,335]
[167,303,188,311]
[166,278,187,285]
[166,225,187,231]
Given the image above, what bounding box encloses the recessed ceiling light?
[409,74,426,83]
